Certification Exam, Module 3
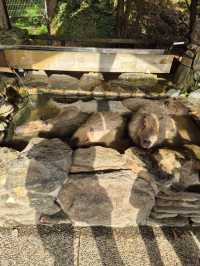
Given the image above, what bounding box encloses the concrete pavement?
[1,225,200,266]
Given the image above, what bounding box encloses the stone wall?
[1,89,200,228]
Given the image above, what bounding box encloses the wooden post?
[0,0,11,30]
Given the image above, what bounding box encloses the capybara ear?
[122,98,152,112]
[163,98,189,116]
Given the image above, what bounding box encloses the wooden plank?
[0,67,12,73]
[2,48,175,73]
[0,45,167,54]
[29,35,155,45]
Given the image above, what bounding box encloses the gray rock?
[153,146,200,190]
[118,73,158,88]
[0,138,72,226]
[24,71,48,88]
[79,73,104,91]
[46,107,89,138]
[71,146,128,173]
[48,74,80,90]
[186,101,200,126]
[0,147,19,188]
[123,147,149,175]
[150,211,178,219]
[15,107,89,140]
[188,89,200,100]
[190,217,200,223]
[55,100,131,114]
[166,89,180,98]
[149,216,189,227]
[157,190,200,202]
[153,206,200,215]
[56,170,155,227]
[155,198,200,208]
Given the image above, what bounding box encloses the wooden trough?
[0,45,177,74]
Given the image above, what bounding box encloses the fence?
[5,0,45,18]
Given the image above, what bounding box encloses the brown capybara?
[70,111,129,151]
[123,98,200,149]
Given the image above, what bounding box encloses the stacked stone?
[0,140,159,227]
[20,70,167,102]
[148,145,200,226]
[1,97,200,227]
[151,190,200,226]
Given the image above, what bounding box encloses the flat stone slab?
[71,146,128,173]
[56,170,157,227]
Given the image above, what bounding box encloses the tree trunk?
[189,0,198,35]
[44,0,58,35]
[46,0,58,21]
[124,0,132,38]
[0,0,11,30]
[116,0,125,37]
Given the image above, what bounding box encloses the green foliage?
[11,4,47,35]
[9,0,191,42]
[51,1,115,38]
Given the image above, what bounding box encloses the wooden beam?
[29,35,156,45]
[1,46,175,73]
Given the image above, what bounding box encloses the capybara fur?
[70,111,130,151]
[123,98,200,149]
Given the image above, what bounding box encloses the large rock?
[0,138,72,227]
[118,73,158,88]
[15,107,89,140]
[55,100,130,114]
[186,101,200,127]
[14,96,61,127]
[71,146,128,173]
[23,71,48,88]
[48,74,80,90]
[153,147,200,190]
[173,115,200,145]
[71,112,128,151]
[45,107,89,138]
[56,170,157,227]
[153,148,183,175]
[0,147,19,187]
[123,147,149,175]
[79,72,104,91]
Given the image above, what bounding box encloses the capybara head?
[138,113,159,149]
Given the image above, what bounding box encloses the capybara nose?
[142,139,151,148]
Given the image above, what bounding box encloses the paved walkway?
[0,226,200,266]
